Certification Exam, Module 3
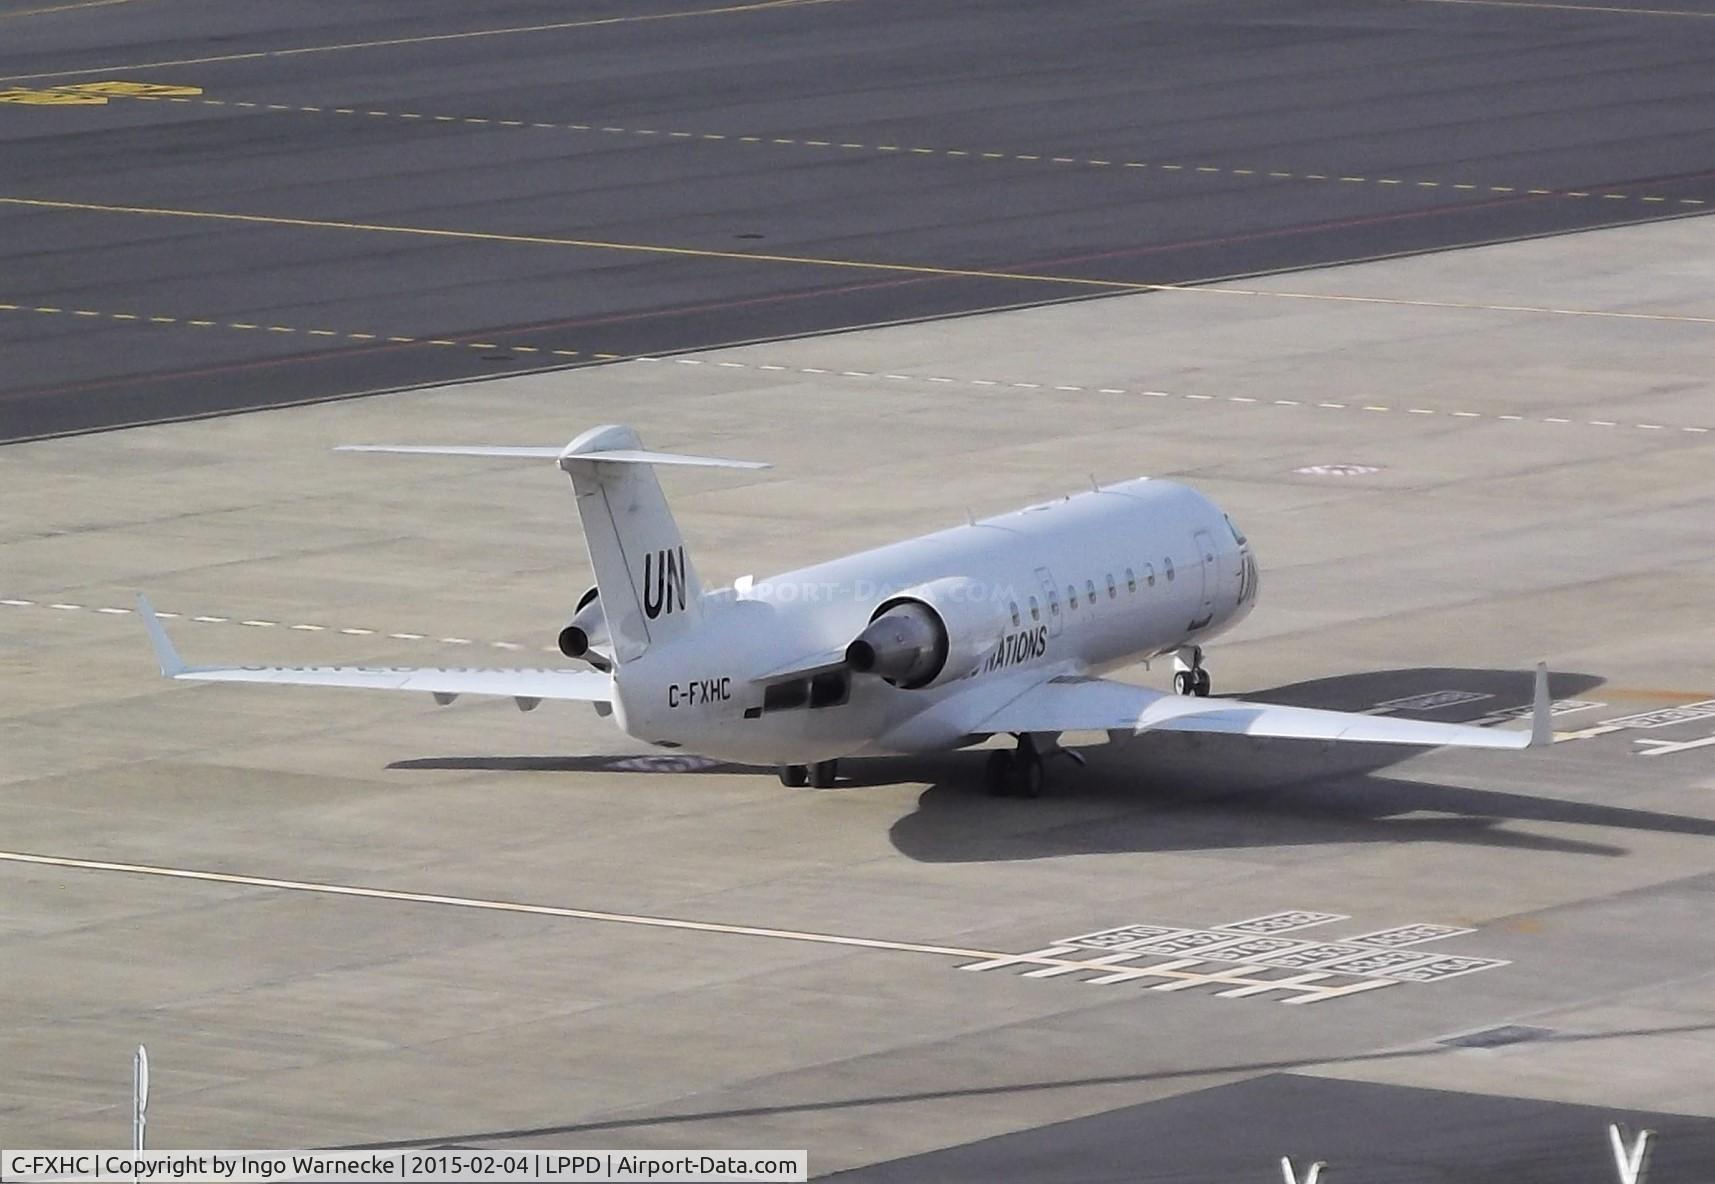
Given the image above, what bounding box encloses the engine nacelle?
[845,576,1013,690]
[558,585,613,670]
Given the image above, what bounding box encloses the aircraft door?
[1033,566,1063,637]
[1192,529,1216,625]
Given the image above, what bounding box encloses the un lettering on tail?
[644,546,688,619]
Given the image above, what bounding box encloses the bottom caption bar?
[1,1152,807,1183]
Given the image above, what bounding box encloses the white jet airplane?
[140,424,1549,796]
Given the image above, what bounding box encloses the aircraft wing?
[975,667,1550,750]
[138,596,610,704]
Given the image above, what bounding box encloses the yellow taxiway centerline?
[6,193,1715,326]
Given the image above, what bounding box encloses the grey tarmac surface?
[4,0,1715,439]
[828,1076,1715,1183]
[2,210,1713,1174]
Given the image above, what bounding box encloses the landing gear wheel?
[1194,668,1212,697]
[984,750,1014,797]
[808,759,839,788]
[1174,670,1197,696]
[778,764,808,788]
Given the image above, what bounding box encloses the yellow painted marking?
[0,0,841,83]
[188,319,215,326]
[70,309,98,316]
[0,87,106,105]
[307,329,338,336]
[228,321,257,329]
[468,342,497,349]
[34,306,61,312]
[58,81,204,97]
[427,339,458,346]
[347,332,376,339]
[266,325,294,333]
[386,335,416,343]
[8,197,1715,326]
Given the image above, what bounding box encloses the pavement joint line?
[137,77,1701,206]
[624,353,1706,434]
[4,297,1708,436]
[9,195,1715,323]
[0,301,611,360]
[0,598,547,652]
[0,848,1304,981]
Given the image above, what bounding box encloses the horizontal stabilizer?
[337,445,564,459]
[337,444,768,469]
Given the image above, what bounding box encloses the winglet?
[136,594,188,677]
[1530,661,1553,748]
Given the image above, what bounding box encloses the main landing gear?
[1173,645,1211,697]
[985,734,1045,799]
[778,760,838,788]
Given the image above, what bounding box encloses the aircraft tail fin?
[556,425,764,662]
[338,428,766,664]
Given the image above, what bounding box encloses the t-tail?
[336,424,767,664]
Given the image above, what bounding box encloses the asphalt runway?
[4,0,1715,440]
[2,206,1712,1172]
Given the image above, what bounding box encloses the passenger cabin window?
[1048,587,1060,616]
[1029,596,1040,621]
[1068,584,1078,609]
[1086,579,1097,605]
[1106,574,1117,599]
[1125,567,1136,592]
[1145,562,1156,587]
[1010,601,1021,627]
[1164,558,1175,581]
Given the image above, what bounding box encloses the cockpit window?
[1226,514,1248,545]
